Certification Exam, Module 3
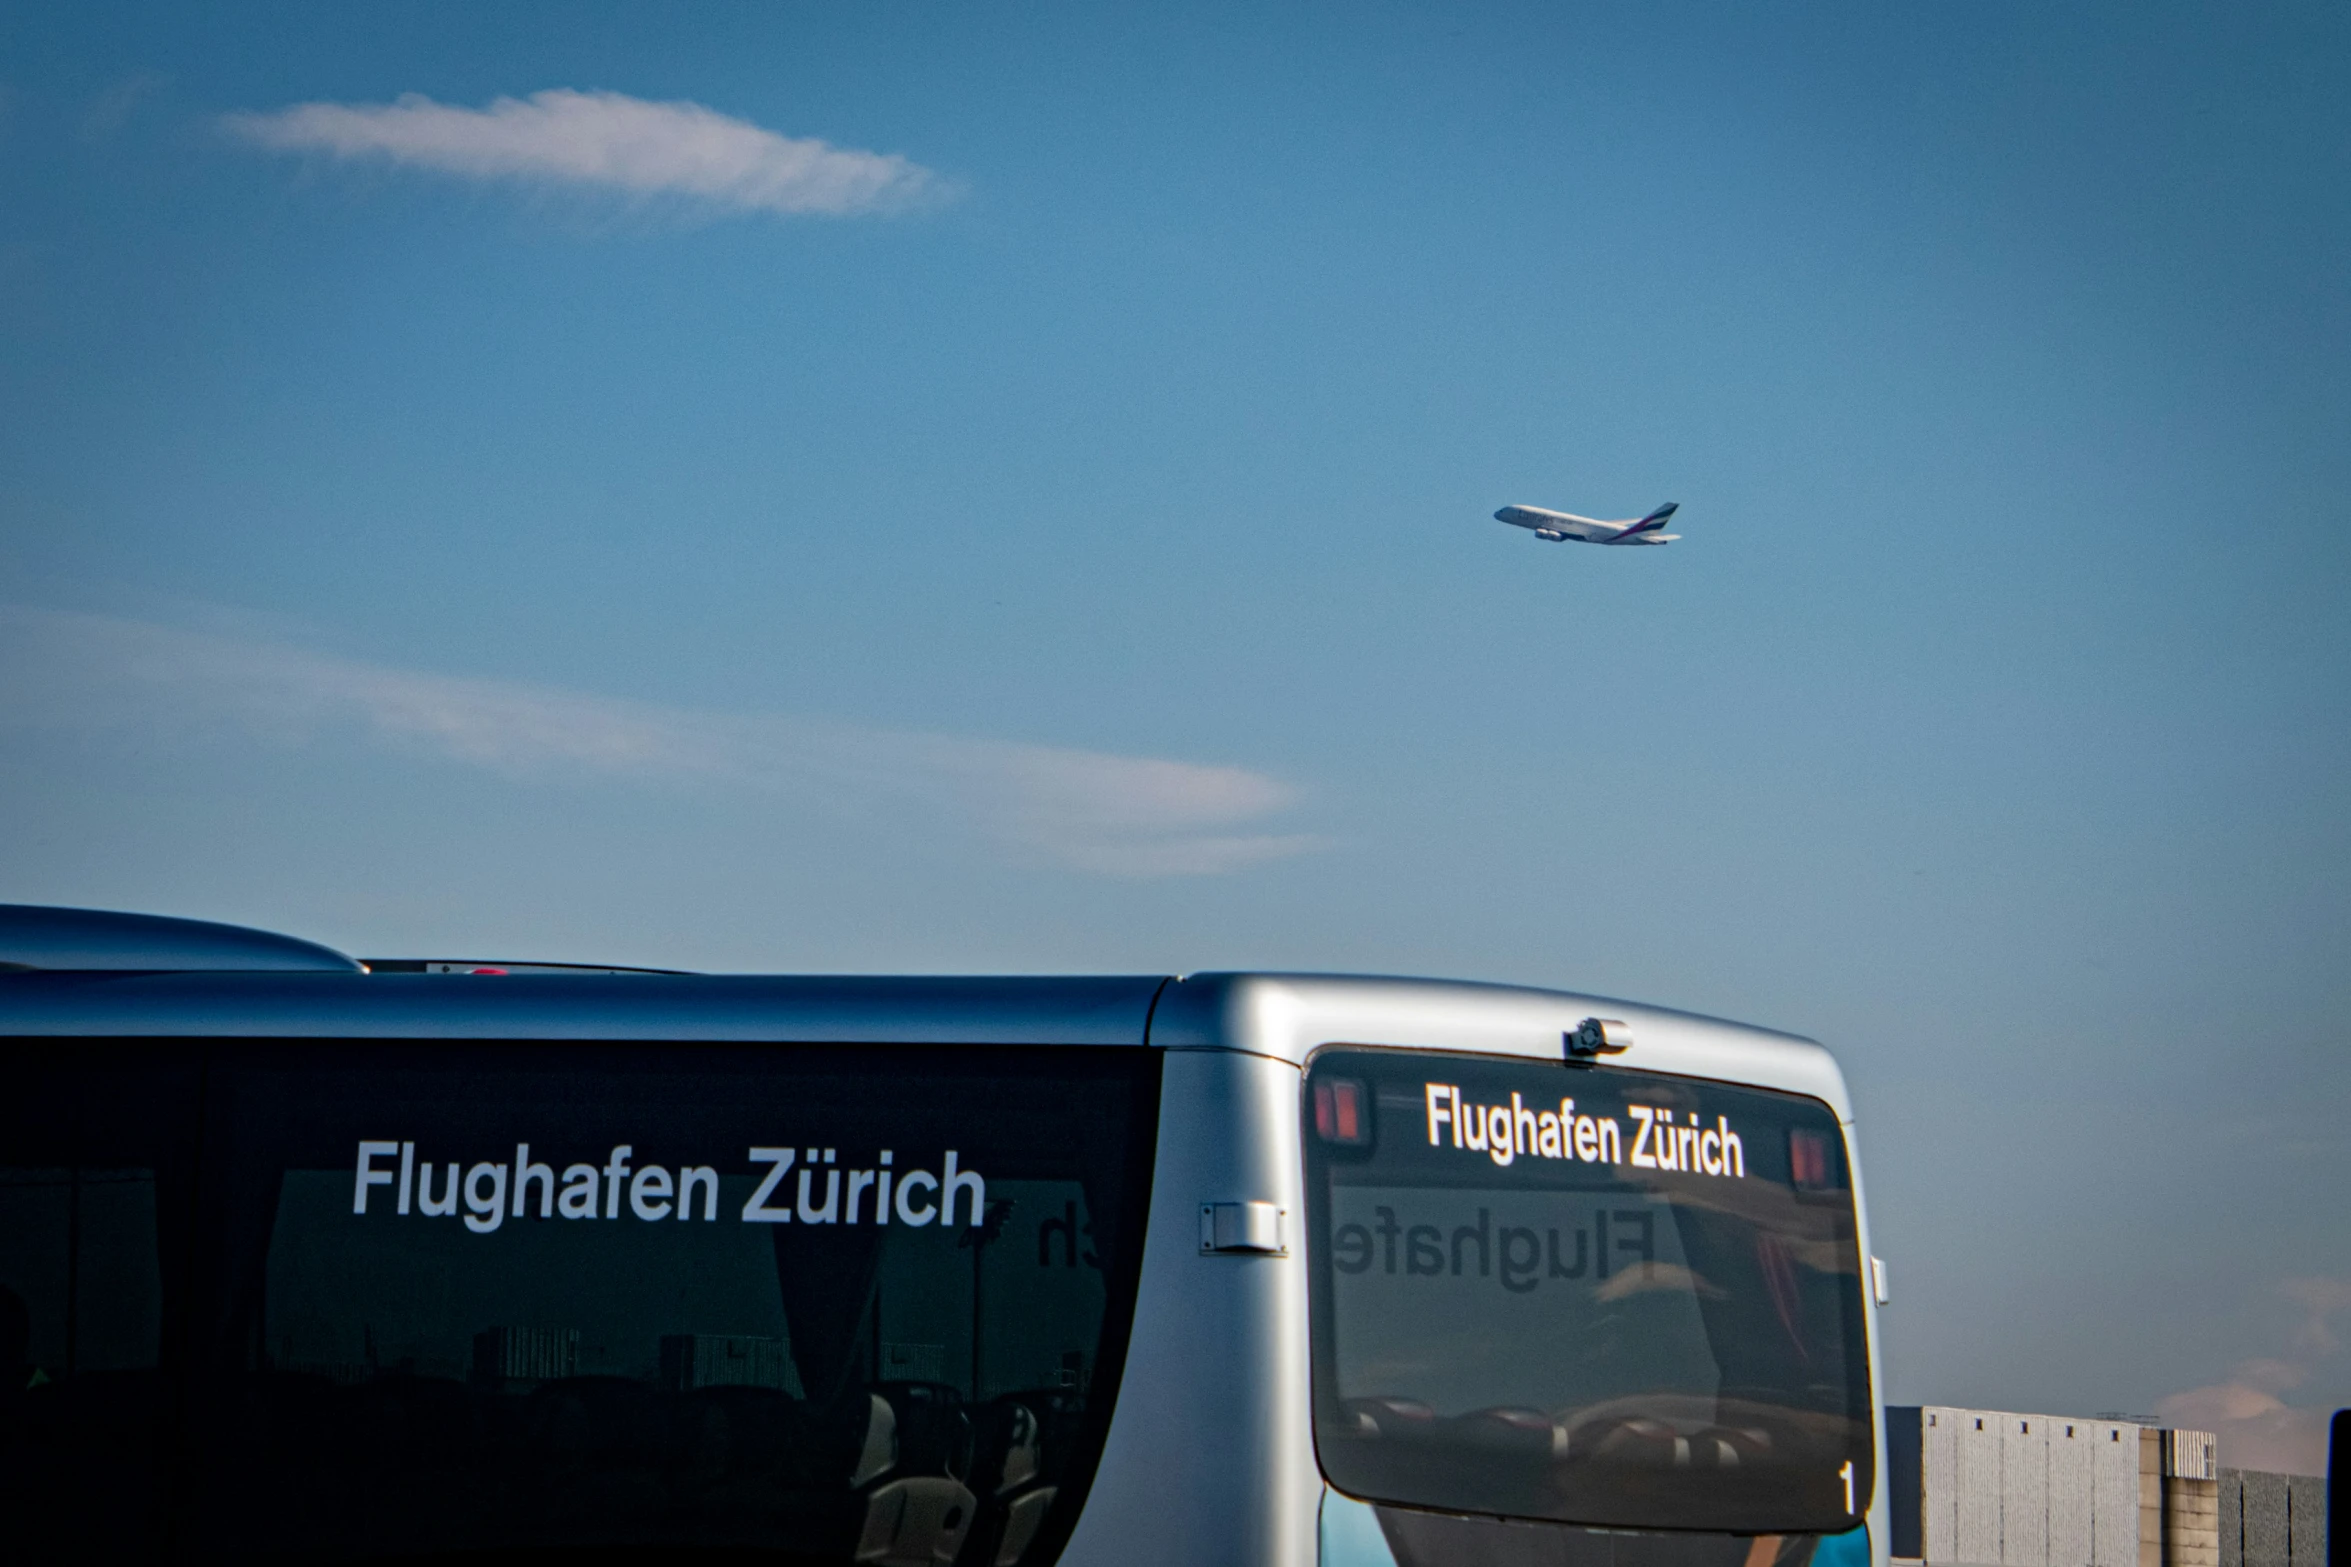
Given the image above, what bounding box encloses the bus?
[0,903,1887,1567]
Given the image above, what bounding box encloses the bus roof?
[0,905,1850,1117]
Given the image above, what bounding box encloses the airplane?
[1494,501,1679,545]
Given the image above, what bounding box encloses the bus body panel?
[1063,1047,1319,1567]
[1846,1119,1894,1567]
[0,971,1167,1045]
[1151,973,1857,1123]
[1145,972,1888,1567]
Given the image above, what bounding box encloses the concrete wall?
[2005,1417,2052,1567]
[2162,1429,2220,1567]
[1925,1405,1960,1561]
[1959,1411,2003,1563]
[2218,1469,2328,1567]
[2091,1418,2140,1567]
[1887,1407,2224,1567]
[2166,1478,2220,1567]
[2049,1420,2094,1567]
[1885,1408,2326,1567]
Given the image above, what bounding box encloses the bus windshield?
[1304,1047,1872,1535]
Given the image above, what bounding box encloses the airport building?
[1887,1407,2326,1567]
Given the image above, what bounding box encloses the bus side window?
[0,1047,196,1559]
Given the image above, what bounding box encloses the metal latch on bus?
[1565,1017,1633,1058]
[1200,1201,1286,1255]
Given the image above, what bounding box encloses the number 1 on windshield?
[1839,1460,1854,1514]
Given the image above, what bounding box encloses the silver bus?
[0,904,1888,1567]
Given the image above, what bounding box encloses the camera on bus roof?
[1565,1017,1633,1058]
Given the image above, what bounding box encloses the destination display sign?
[1420,1082,1750,1178]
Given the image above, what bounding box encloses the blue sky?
[3,2,2347,1469]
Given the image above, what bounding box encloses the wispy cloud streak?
[81,71,167,142]
[0,606,1315,877]
[223,89,938,216]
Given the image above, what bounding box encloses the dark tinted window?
[1305,1047,1871,1535]
[2,1038,1157,1564]
[0,1045,198,1562]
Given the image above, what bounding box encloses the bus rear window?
[1304,1048,1872,1536]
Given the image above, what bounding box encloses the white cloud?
[2154,1382,2329,1476]
[0,606,1316,878]
[222,88,938,216]
[2154,1274,2351,1476]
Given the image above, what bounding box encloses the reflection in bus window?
[1305,1049,1871,1537]
[0,1048,194,1562]
[0,1169,164,1380]
[193,1040,1157,1564]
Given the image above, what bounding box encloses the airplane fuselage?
[1494,502,1679,545]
